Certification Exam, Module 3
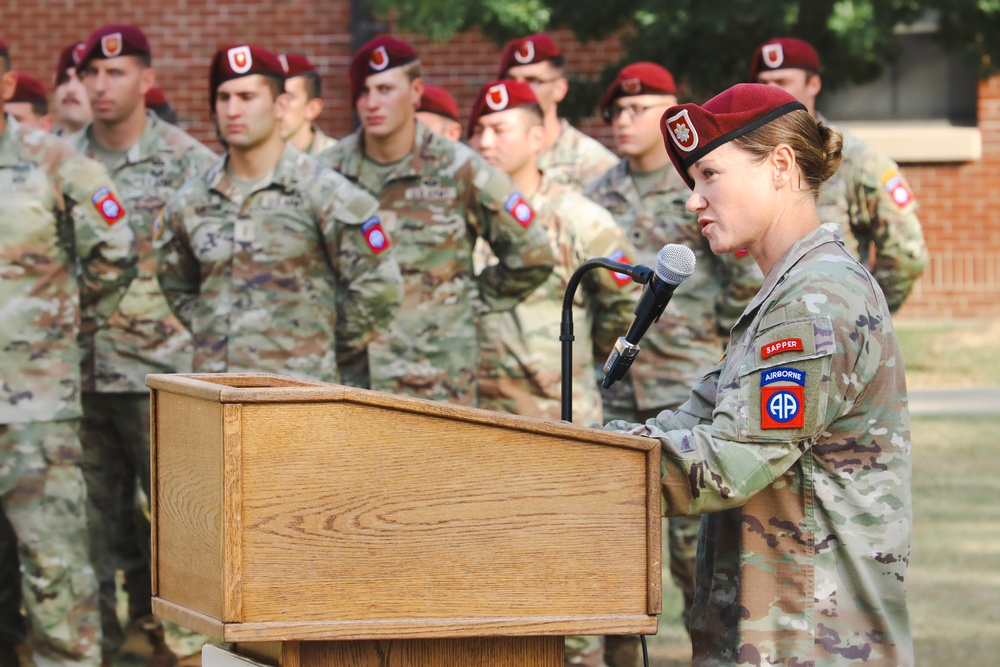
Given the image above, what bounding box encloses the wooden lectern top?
[148,373,661,643]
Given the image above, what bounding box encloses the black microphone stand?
[560,259,653,423]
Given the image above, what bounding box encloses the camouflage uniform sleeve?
[849,151,929,312]
[713,251,764,334]
[576,202,642,354]
[58,153,138,334]
[154,192,200,331]
[468,162,555,312]
[316,172,403,355]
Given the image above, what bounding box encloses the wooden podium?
[147,373,661,666]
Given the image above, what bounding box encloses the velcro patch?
[361,216,390,254]
[91,187,126,225]
[761,337,803,359]
[504,192,535,228]
[760,367,805,429]
[881,169,913,208]
[607,250,632,286]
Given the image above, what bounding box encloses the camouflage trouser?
[0,499,27,644]
[80,392,209,660]
[0,419,102,666]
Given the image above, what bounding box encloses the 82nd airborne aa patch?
[504,192,535,228]
[361,215,390,254]
[881,169,913,208]
[760,366,805,429]
[91,187,126,225]
[606,250,633,287]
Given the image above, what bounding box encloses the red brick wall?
[3,6,997,319]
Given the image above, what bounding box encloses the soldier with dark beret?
[279,52,337,155]
[5,72,51,132]
[52,40,91,136]
[610,83,913,666]
[416,83,462,141]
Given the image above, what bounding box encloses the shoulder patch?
[361,216,390,254]
[760,337,803,359]
[606,250,633,286]
[504,192,535,228]
[91,187,126,225]
[760,367,805,429]
[881,169,913,208]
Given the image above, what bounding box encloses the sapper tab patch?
[361,215,390,254]
[760,366,805,429]
[761,337,803,359]
[91,187,126,225]
[607,250,632,287]
[504,192,535,228]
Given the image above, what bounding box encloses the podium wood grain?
[149,373,661,647]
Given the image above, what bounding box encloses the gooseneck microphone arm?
[561,259,653,423]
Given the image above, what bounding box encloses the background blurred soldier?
[469,79,638,426]
[751,37,928,313]
[279,52,337,155]
[5,72,52,132]
[318,37,554,406]
[0,38,138,667]
[52,40,91,136]
[416,83,462,141]
[498,33,617,190]
[587,62,764,667]
[156,43,402,385]
[144,87,176,124]
[0,503,26,665]
[71,23,217,665]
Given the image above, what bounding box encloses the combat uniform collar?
[338,120,431,182]
[739,225,845,324]
[76,110,167,169]
[204,140,301,202]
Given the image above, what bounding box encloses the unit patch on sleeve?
[760,366,805,429]
[361,215,390,254]
[504,192,535,228]
[761,337,803,359]
[881,169,913,208]
[606,250,633,287]
[91,187,126,225]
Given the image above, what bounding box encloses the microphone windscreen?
[656,244,697,285]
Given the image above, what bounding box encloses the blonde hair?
[401,59,422,82]
[732,108,843,197]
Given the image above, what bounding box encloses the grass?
[643,319,1000,666]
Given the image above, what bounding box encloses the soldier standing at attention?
[5,73,52,132]
[497,33,618,190]
[156,44,403,384]
[70,23,218,664]
[586,62,763,667]
[611,83,912,666]
[0,37,138,667]
[52,41,91,137]
[317,37,554,406]
[751,37,928,313]
[416,83,463,141]
[279,53,338,155]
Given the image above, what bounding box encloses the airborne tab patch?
[760,367,805,429]
[91,187,126,225]
[504,192,535,228]
[361,216,390,254]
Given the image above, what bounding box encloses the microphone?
[602,244,697,389]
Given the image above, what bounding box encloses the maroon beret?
[497,33,561,77]
[10,72,47,104]
[55,41,87,86]
[145,87,168,107]
[349,36,418,105]
[209,44,285,110]
[599,62,677,122]
[467,80,538,138]
[662,83,806,189]
[279,53,317,78]
[78,24,151,71]
[750,37,821,81]
[418,84,459,122]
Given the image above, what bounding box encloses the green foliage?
[365,0,1000,119]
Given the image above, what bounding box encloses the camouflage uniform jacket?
[610,225,912,666]
[155,143,403,384]
[817,114,928,312]
[306,124,337,156]
[70,111,217,392]
[0,116,137,424]
[478,174,640,426]
[587,159,763,411]
[317,122,555,405]
[537,118,619,191]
